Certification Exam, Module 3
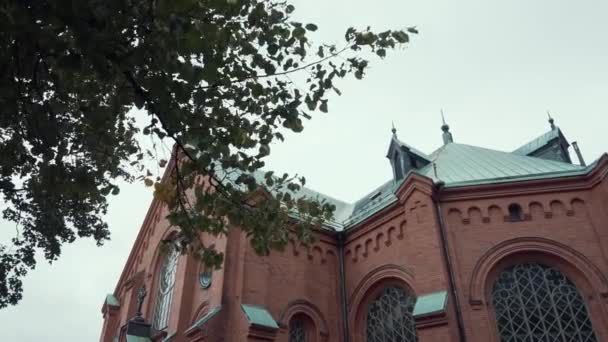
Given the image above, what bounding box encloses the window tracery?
[366,286,417,342]
[152,245,180,331]
[492,262,597,342]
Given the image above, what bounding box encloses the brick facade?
[100,140,608,342]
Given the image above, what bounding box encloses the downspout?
[433,181,467,342]
[337,231,350,342]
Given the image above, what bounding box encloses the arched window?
[152,245,180,331]
[508,203,523,222]
[366,286,417,342]
[492,263,598,342]
[289,316,307,342]
[393,152,403,180]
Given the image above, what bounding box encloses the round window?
[199,268,212,289]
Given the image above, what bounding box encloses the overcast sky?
[1,0,607,340]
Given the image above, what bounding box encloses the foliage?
[0,0,416,308]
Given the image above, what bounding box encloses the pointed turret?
[512,113,572,164]
[547,111,556,130]
[386,124,431,182]
[441,110,454,145]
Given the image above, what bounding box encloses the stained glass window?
[366,286,417,342]
[289,318,306,342]
[492,263,598,342]
[152,245,180,330]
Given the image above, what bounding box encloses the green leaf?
[292,27,306,39]
[319,101,328,113]
[305,23,318,31]
[392,31,409,43]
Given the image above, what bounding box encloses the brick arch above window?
[469,237,608,307]
[278,299,329,342]
[145,229,181,331]
[349,264,417,342]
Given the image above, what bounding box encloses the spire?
[547,111,556,130]
[391,121,397,136]
[441,109,453,145]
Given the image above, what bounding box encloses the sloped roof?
[418,143,585,186]
[390,136,432,160]
[512,128,561,156]
[214,134,593,232]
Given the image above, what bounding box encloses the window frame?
[490,262,598,342]
[150,241,181,332]
[364,285,417,342]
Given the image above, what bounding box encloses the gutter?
[337,231,350,342]
[433,181,467,342]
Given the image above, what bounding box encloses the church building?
[100,116,608,342]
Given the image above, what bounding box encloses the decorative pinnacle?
[547,110,556,130]
[440,109,453,144]
[441,109,449,132]
[391,121,397,136]
[135,284,147,320]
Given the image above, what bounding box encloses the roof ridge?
[453,142,582,168]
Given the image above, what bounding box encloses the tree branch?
[198,43,353,89]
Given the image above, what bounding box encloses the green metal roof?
[105,294,120,307]
[126,336,152,342]
[241,304,279,329]
[413,290,448,318]
[186,305,222,332]
[418,143,584,186]
[337,142,588,230]
[392,136,432,161]
[213,130,596,232]
[512,128,560,156]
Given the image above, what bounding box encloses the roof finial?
[391,121,397,136]
[440,109,453,144]
[547,110,556,130]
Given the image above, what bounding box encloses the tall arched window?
[492,262,598,342]
[152,245,180,331]
[289,316,307,342]
[366,286,417,342]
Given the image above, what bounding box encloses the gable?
[512,129,572,164]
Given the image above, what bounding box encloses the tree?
[0,0,416,308]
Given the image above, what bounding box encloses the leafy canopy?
[0,0,416,308]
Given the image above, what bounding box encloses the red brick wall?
[101,169,608,342]
[241,230,341,342]
[441,177,608,342]
[344,181,458,342]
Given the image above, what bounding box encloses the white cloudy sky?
[1,0,607,340]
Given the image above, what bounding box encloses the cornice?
[395,173,435,204]
[345,205,402,243]
[345,173,435,241]
[440,155,608,202]
[112,155,176,295]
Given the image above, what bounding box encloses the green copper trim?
[413,290,448,318]
[241,304,279,329]
[105,294,120,307]
[126,336,152,342]
[184,305,222,334]
[161,332,176,342]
